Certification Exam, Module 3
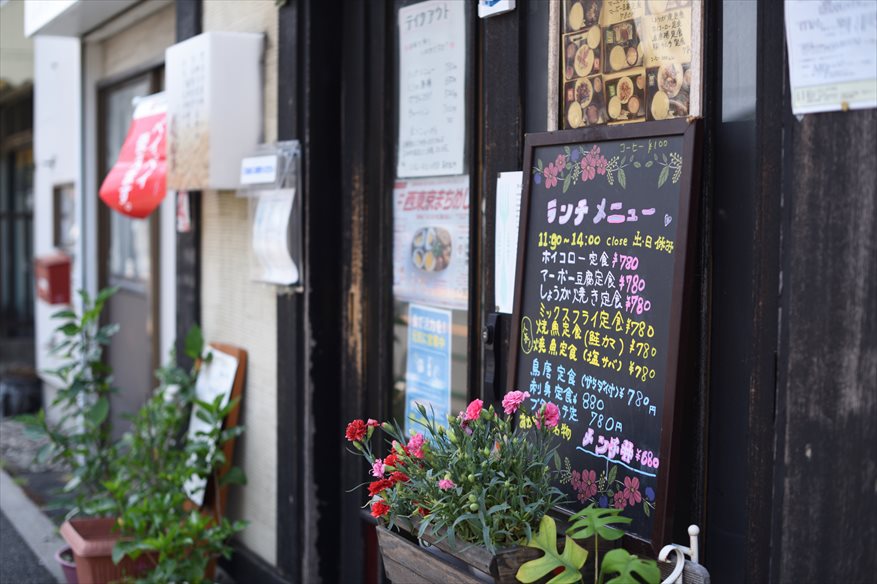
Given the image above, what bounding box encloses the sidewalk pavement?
[0,469,65,583]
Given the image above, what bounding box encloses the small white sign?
[785,1,877,115]
[478,0,515,19]
[494,171,522,314]
[240,154,279,185]
[183,348,239,506]
[397,1,466,178]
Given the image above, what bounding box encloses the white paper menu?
[785,1,877,115]
[397,1,466,178]
[494,171,523,314]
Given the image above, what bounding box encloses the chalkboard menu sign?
[508,119,700,551]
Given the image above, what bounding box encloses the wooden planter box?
[376,518,614,584]
[376,524,537,583]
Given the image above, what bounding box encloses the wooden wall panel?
[774,109,877,582]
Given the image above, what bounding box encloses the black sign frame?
[507,119,702,555]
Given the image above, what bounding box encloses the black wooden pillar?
[275,0,343,582]
[174,0,202,371]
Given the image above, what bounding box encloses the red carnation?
[390,471,409,484]
[345,419,367,442]
[368,478,395,497]
[384,453,401,468]
[370,500,390,518]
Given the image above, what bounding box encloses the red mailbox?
[35,253,71,305]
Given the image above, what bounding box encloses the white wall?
[200,0,279,566]
[32,35,81,408]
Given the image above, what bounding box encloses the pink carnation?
[502,391,530,415]
[371,458,385,478]
[535,402,561,429]
[407,432,425,458]
[438,478,456,491]
[464,399,483,421]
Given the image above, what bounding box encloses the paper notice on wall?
[404,303,452,435]
[785,1,877,115]
[494,171,523,314]
[251,190,298,285]
[393,176,469,310]
[397,0,466,178]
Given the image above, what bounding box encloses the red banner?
[99,93,167,219]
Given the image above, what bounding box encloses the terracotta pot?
[60,518,153,584]
[55,545,78,584]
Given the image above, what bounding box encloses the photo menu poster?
[561,0,702,129]
[510,123,697,543]
[393,176,470,310]
[397,0,466,178]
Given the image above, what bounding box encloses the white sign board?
[397,1,466,178]
[785,1,877,115]
[494,171,522,314]
[183,347,239,506]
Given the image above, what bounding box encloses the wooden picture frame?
[507,118,701,555]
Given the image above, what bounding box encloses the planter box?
[60,518,152,584]
[376,518,542,584]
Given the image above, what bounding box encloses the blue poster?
[405,304,452,434]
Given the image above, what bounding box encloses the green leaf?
[607,465,618,486]
[184,325,204,361]
[95,286,119,305]
[563,172,573,193]
[643,501,650,517]
[633,161,641,168]
[618,169,627,189]
[567,505,631,542]
[218,467,247,487]
[658,166,669,188]
[57,323,80,336]
[645,160,653,168]
[85,397,110,427]
[516,515,587,583]
[600,548,660,584]
[51,309,76,320]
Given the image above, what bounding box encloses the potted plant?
[104,327,248,584]
[346,393,566,582]
[346,393,660,583]
[26,288,120,583]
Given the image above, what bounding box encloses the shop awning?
[98,92,167,219]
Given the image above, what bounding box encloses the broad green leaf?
[618,169,627,189]
[57,323,80,336]
[218,467,247,486]
[516,515,587,584]
[567,505,631,541]
[51,309,76,320]
[184,324,204,361]
[85,397,109,427]
[607,465,618,486]
[599,548,660,584]
[563,172,573,193]
[658,166,669,188]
